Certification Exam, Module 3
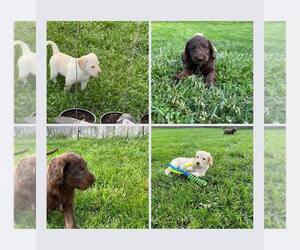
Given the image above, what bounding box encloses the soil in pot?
[60,109,96,123]
[140,114,149,124]
[100,112,123,124]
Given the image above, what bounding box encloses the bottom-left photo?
[46,125,149,229]
[14,126,36,229]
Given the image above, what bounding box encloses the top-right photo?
[151,21,253,124]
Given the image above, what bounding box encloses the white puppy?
[165,150,213,177]
[47,41,101,92]
[14,41,37,83]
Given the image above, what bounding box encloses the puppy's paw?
[186,166,193,171]
[172,74,181,83]
[193,172,205,177]
[164,168,171,175]
[64,86,71,93]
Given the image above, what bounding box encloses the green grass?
[152,21,253,124]
[14,21,36,123]
[264,128,286,228]
[264,22,286,124]
[47,136,148,229]
[14,135,36,229]
[47,21,148,123]
[151,128,253,228]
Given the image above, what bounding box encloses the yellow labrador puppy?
[14,41,37,83]
[165,150,213,177]
[47,41,101,92]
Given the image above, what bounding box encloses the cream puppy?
[165,150,213,177]
[14,41,37,83]
[47,41,101,92]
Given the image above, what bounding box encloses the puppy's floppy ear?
[208,154,214,166]
[48,157,68,186]
[77,56,87,70]
[182,44,190,65]
[208,40,216,60]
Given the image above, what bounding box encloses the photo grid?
[12,20,284,230]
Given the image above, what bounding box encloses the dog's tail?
[47,40,60,55]
[14,40,32,55]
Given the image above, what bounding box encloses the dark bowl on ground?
[100,112,123,124]
[140,114,149,124]
[59,108,96,123]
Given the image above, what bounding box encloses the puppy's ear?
[208,40,216,60]
[208,155,214,166]
[182,45,190,65]
[48,157,67,186]
[77,56,87,70]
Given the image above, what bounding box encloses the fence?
[47,125,149,139]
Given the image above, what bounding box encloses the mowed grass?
[152,128,253,228]
[47,21,148,123]
[14,135,36,229]
[47,136,148,229]
[152,21,253,124]
[264,128,286,228]
[264,22,286,124]
[14,21,36,123]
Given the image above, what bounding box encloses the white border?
[36,1,263,250]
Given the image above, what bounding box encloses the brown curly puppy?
[174,33,216,86]
[14,156,36,214]
[47,152,95,229]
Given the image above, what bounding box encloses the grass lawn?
[151,128,253,228]
[264,128,286,228]
[152,21,253,124]
[47,135,149,229]
[264,22,286,124]
[14,21,36,123]
[14,135,36,229]
[47,21,148,123]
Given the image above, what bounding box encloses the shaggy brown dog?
[174,34,216,86]
[14,148,59,215]
[224,127,237,135]
[14,157,36,213]
[47,152,95,229]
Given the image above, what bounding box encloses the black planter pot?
[100,112,124,124]
[140,113,149,124]
[58,108,96,124]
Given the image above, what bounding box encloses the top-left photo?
[14,21,36,124]
[47,21,149,124]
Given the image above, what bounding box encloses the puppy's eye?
[196,156,199,158]
[91,66,95,69]
[203,157,206,160]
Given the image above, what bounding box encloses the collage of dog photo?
[13,21,254,230]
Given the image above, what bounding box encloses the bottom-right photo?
[151,126,253,229]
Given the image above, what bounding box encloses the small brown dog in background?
[223,127,237,135]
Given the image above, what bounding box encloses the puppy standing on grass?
[223,127,237,135]
[14,41,37,84]
[47,41,102,92]
[165,150,213,177]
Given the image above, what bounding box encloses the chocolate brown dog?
[223,127,237,135]
[47,152,95,229]
[174,33,216,86]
